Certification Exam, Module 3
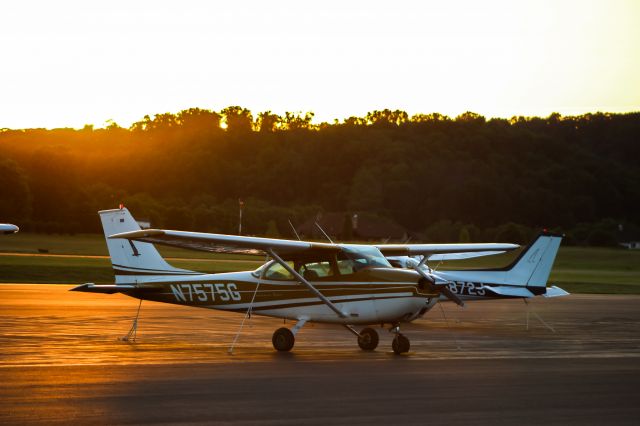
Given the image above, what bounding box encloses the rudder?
[504,232,563,289]
[99,208,199,283]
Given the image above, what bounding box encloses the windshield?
[253,260,295,280]
[253,246,391,279]
[340,245,392,272]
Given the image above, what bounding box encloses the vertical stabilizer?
[99,208,198,283]
[504,232,563,288]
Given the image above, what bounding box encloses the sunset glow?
[1,0,639,129]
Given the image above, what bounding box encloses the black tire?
[272,327,295,352]
[392,334,410,355]
[357,327,379,351]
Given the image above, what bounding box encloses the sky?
[1,0,639,129]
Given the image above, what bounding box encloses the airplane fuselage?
[75,207,566,354]
[115,268,439,325]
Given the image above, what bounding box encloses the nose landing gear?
[390,324,410,355]
[391,334,410,354]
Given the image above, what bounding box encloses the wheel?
[272,327,295,352]
[392,334,410,355]
[357,327,379,351]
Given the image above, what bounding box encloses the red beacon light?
[119,203,124,210]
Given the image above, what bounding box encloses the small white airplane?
[0,224,19,235]
[73,207,567,354]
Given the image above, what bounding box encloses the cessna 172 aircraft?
[73,208,567,354]
[0,223,19,235]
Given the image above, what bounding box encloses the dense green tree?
[221,106,253,133]
[256,111,281,132]
[0,158,32,222]
[283,111,314,130]
[0,109,638,241]
[366,109,409,126]
[458,226,471,243]
[348,168,383,212]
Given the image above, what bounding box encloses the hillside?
[1,109,639,243]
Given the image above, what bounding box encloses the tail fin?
[504,232,563,290]
[437,231,563,297]
[99,208,199,283]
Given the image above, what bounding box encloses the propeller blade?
[437,284,465,307]
[415,269,465,307]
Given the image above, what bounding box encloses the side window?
[299,261,334,280]
[264,262,294,281]
[337,259,356,275]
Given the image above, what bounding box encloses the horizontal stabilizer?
[70,283,135,294]
[482,285,535,298]
[543,285,570,298]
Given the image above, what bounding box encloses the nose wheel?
[391,334,410,354]
[390,324,410,355]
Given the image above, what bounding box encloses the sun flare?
[1,0,638,129]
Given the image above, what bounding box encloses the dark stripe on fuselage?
[113,269,203,276]
[222,295,414,312]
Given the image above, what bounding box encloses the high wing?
[376,242,519,257]
[109,229,519,258]
[109,228,342,318]
[426,250,506,261]
[387,251,507,268]
[108,225,519,317]
[108,229,339,258]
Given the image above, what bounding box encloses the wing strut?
[267,249,348,319]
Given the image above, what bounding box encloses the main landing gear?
[357,327,379,351]
[270,321,410,355]
[272,328,295,351]
[349,324,410,354]
[272,318,308,352]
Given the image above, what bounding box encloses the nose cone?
[0,224,19,235]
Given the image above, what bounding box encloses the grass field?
[436,246,640,294]
[1,233,639,294]
[0,233,263,284]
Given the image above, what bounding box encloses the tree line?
[1,108,639,245]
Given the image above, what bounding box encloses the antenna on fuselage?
[288,219,301,241]
[314,222,335,244]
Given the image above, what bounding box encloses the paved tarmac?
[1,285,639,424]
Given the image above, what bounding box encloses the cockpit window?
[254,247,390,280]
[299,261,334,280]
[258,259,334,281]
[339,245,391,272]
